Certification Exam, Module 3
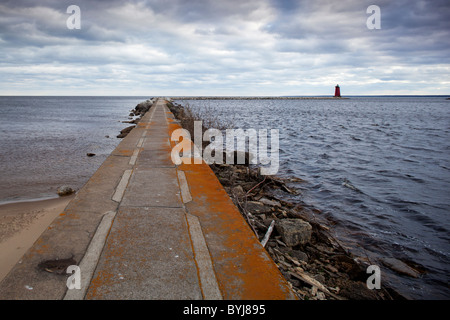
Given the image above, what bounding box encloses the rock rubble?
[210,163,403,300]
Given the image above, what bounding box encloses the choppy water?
[176,97,450,300]
[0,96,148,203]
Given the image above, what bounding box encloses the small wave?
[404,174,425,183]
[402,158,419,163]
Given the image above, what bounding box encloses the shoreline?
[0,99,148,284]
[0,195,62,206]
[0,195,75,282]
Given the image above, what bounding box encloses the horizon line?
[0,94,449,97]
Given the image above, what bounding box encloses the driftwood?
[260,220,275,248]
[288,271,345,300]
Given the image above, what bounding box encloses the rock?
[324,264,339,274]
[133,100,153,115]
[245,201,271,214]
[57,186,75,197]
[337,280,379,300]
[86,153,96,157]
[259,198,281,207]
[381,258,421,278]
[38,255,76,275]
[314,274,326,284]
[231,185,245,196]
[291,250,309,262]
[275,219,312,246]
[262,218,274,228]
[117,125,135,138]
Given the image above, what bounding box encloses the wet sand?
[0,195,75,282]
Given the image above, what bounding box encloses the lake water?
[0,96,148,203]
[0,96,448,299]
[175,97,450,300]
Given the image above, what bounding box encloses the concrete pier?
[0,99,296,300]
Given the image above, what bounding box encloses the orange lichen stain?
[114,149,134,157]
[184,164,294,299]
[161,105,295,299]
[31,242,49,255]
[86,270,117,300]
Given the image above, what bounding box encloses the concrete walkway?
[0,99,296,300]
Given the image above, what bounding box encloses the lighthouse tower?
[334,84,341,97]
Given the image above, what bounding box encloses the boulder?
[133,100,153,115]
[291,250,309,263]
[117,125,135,138]
[231,185,245,196]
[275,218,312,246]
[259,197,281,207]
[245,201,271,214]
[57,186,75,197]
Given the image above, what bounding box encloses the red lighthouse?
[334,84,341,97]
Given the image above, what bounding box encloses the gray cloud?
[0,0,449,95]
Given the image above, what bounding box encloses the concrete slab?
[64,210,117,300]
[136,149,174,168]
[111,127,145,157]
[142,138,171,151]
[63,154,131,214]
[85,207,202,300]
[0,216,102,299]
[120,168,182,208]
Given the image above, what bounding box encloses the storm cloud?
[0,0,449,95]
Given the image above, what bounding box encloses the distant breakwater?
[173,96,349,100]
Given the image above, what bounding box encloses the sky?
[0,0,449,96]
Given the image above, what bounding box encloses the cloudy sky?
[0,0,449,96]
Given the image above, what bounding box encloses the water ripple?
[177,97,450,299]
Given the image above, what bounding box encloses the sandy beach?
[0,195,75,282]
